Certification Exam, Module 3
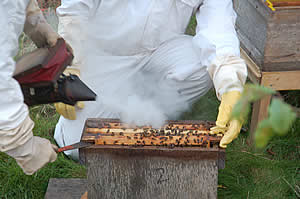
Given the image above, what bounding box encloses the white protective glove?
[1,116,57,175]
[24,0,61,48]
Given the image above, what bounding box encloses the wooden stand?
[241,49,300,142]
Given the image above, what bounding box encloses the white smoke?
[82,30,190,128]
[41,8,190,128]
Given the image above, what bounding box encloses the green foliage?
[232,84,297,148]
[182,91,300,198]
[255,99,297,148]
[232,84,276,122]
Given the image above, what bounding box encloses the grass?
[0,106,86,199]
[0,91,299,198]
[182,91,300,199]
[0,8,299,198]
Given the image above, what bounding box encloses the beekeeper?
[55,0,247,160]
[0,0,61,175]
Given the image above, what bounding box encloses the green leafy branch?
[231,84,297,148]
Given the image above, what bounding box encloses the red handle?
[57,145,74,153]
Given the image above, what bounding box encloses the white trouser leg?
[143,35,213,105]
[54,99,119,160]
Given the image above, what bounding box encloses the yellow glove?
[54,68,84,120]
[55,102,84,120]
[211,91,242,148]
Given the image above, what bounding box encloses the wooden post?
[249,95,272,143]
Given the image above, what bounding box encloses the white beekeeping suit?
[55,0,247,160]
[0,0,59,175]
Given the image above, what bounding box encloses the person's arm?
[193,0,247,148]
[24,0,61,48]
[0,1,57,175]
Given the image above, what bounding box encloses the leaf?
[243,84,276,102]
[255,119,274,148]
[255,99,296,148]
[231,98,251,122]
[267,99,297,135]
[231,84,275,122]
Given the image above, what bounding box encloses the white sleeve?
[56,0,100,70]
[57,0,98,17]
[193,0,247,99]
[0,1,29,130]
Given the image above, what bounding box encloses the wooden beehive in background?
[234,0,300,72]
[79,119,225,199]
[233,0,300,136]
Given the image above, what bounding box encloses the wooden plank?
[241,48,261,83]
[45,178,87,199]
[261,71,300,90]
[273,2,300,7]
[264,8,300,71]
[250,95,272,143]
[83,147,219,199]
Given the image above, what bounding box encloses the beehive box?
[79,119,225,199]
[233,0,300,72]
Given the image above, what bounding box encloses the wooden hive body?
[233,0,300,72]
[79,119,225,199]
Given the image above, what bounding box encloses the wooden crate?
[233,0,300,138]
[234,0,300,72]
[79,119,225,199]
